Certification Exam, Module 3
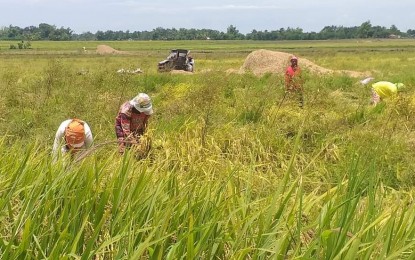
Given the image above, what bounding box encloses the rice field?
[1,39,415,259]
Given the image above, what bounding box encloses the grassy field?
[1,39,415,259]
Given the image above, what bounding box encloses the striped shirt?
[115,101,150,139]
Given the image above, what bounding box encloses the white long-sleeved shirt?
[52,119,93,161]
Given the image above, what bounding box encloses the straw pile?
[96,45,125,55]
[239,49,368,78]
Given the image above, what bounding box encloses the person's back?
[115,101,150,137]
[52,118,93,162]
[115,93,153,154]
[372,81,398,98]
[370,81,405,105]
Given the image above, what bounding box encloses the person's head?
[396,83,405,88]
[130,93,153,115]
[396,83,406,91]
[290,56,298,67]
[65,119,85,149]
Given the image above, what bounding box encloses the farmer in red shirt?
[285,56,304,108]
[115,93,153,154]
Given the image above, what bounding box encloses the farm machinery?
[158,49,194,72]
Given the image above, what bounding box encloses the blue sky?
[0,0,414,34]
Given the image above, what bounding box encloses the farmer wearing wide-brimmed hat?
[285,55,304,108]
[115,93,153,154]
[52,118,93,162]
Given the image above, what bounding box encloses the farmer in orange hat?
[52,118,93,162]
[115,93,153,154]
[285,55,304,108]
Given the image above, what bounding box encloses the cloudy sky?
[0,0,414,34]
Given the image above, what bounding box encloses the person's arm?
[119,113,132,138]
[83,122,93,149]
[52,120,70,162]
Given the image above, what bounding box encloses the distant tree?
[285,27,303,40]
[370,25,389,38]
[0,22,414,41]
[38,23,55,39]
[22,26,38,40]
[73,31,96,41]
[320,26,337,39]
[357,21,372,38]
[49,27,72,40]
[226,25,244,40]
[407,29,415,37]
[388,25,401,36]
[96,30,105,40]
[7,25,22,39]
[246,29,259,40]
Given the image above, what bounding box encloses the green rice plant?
[1,131,415,258]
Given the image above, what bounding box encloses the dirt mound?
[240,49,368,78]
[96,45,125,55]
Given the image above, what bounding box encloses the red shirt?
[285,66,302,91]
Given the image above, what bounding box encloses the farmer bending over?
[52,118,93,162]
[115,93,153,154]
[371,81,405,105]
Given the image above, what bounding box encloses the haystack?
[239,49,297,75]
[96,45,125,54]
[239,49,368,78]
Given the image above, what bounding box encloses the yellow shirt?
[372,81,398,98]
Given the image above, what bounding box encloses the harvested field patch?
[170,70,194,75]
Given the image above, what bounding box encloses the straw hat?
[130,93,153,115]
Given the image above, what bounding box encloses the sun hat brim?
[130,100,153,115]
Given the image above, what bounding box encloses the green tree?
[357,20,372,38]
[389,25,401,36]
[38,23,55,39]
[226,25,244,40]
[407,29,415,37]
[7,25,22,39]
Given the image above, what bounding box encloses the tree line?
[1,21,414,41]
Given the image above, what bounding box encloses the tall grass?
[2,129,415,258]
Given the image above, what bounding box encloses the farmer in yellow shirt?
[371,81,404,105]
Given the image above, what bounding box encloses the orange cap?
[65,119,85,148]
